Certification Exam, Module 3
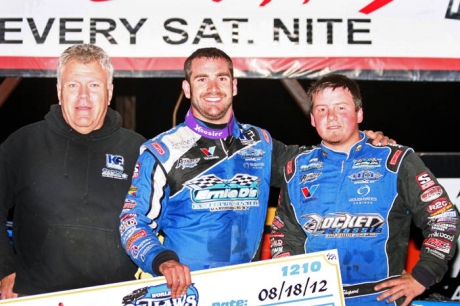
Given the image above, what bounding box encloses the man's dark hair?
[183,47,234,82]
[306,73,362,112]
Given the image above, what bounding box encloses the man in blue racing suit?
[119,48,389,298]
[270,74,460,306]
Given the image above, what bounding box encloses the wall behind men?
[0,77,459,152]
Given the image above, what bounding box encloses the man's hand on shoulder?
[364,130,396,146]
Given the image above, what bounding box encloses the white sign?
[0,0,460,80]
[0,250,344,306]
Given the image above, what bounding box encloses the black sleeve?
[270,158,308,258]
[398,152,460,288]
[152,250,181,276]
[271,140,312,188]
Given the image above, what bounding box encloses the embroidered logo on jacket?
[300,158,323,171]
[201,146,219,160]
[185,174,260,211]
[416,172,435,191]
[348,170,382,183]
[239,148,265,161]
[301,212,384,237]
[301,185,318,199]
[352,158,381,168]
[176,158,200,169]
[102,154,128,180]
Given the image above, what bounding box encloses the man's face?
[310,87,363,151]
[182,57,237,124]
[57,59,113,134]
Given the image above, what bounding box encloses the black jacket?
[0,105,146,295]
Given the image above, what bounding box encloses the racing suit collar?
[185,108,235,139]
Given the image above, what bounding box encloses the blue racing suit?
[270,132,460,305]
[120,112,300,275]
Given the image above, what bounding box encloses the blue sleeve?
[119,148,172,276]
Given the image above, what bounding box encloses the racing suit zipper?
[220,137,231,156]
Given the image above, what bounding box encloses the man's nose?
[207,80,218,93]
[79,85,89,98]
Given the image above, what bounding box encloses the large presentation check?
[0,250,344,306]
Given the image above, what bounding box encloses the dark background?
[0,77,459,153]
[1,77,459,300]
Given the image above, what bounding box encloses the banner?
[0,0,460,80]
[0,250,345,306]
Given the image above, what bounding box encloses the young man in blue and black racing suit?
[270,73,460,306]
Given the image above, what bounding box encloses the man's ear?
[182,80,191,99]
[56,84,62,105]
[310,113,316,127]
[108,83,114,105]
[232,78,238,96]
[357,108,363,124]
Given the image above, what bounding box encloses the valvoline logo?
[212,0,393,14]
[122,283,199,305]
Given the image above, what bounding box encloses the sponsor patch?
[424,237,452,254]
[426,248,446,260]
[128,185,138,196]
[106,154,125,171]
[300,158,323,171]
[239,148,265,160]
[273,252,291,258]
[261,129,270,143]
[132,162,140,179]
[201,146,219,160]
[301,184,319,199]
[302,212,384,237]
[348,170,383,183]
[428,231,455,242]
[151,142,166,155]
[170,137,197,150]
[126,230,147,250]
[185,173,260,211]
[243,162,264,169]
[123,199,137,211]
[176,158,199,169]
[300,172,321,184]
[286,160,293,175]
[390,149,403,166]
[353,158,381,168]
[270,231,285,239]
[421,186,443,202]
[416,172,435,191]
[270,239,284,248]
[120,217,138,234]
[238,129,256,145]
[102,168,128,180]
[272,215,284,230]
[427,198,453,216]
